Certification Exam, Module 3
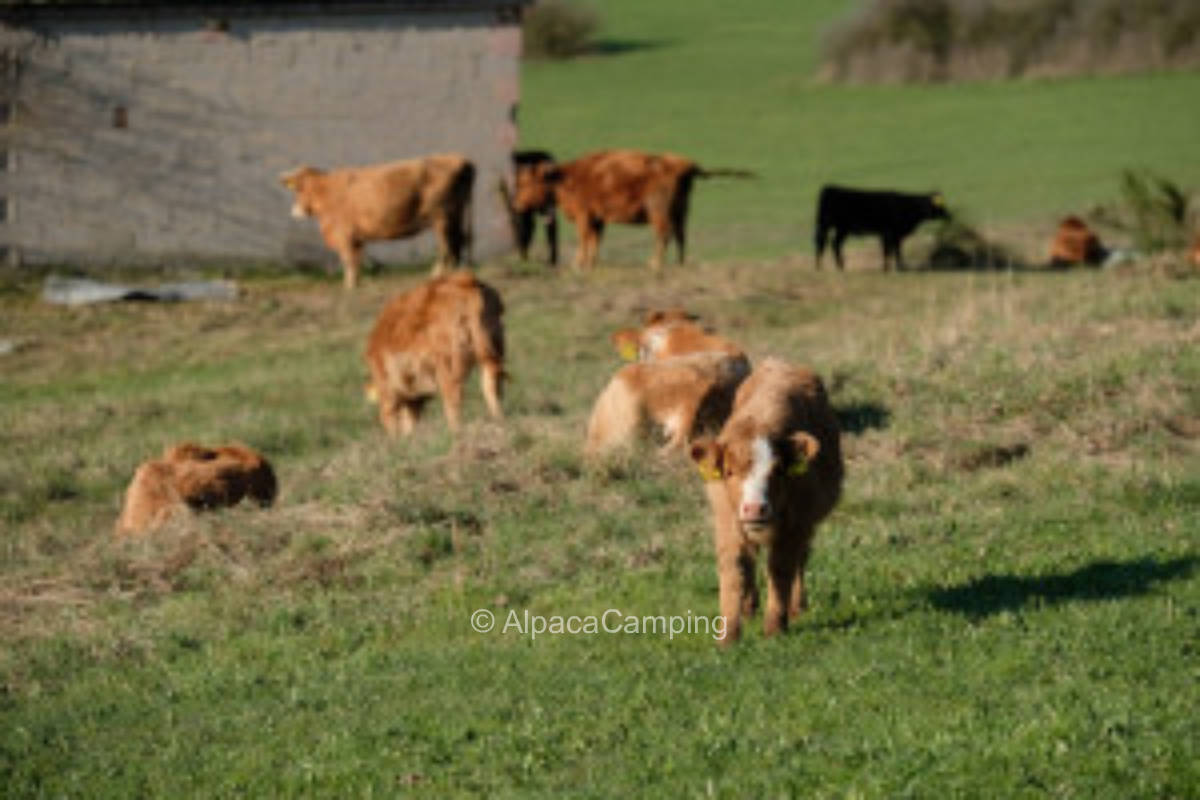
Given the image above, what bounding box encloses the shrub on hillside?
[1091,170,1194,254]
[821,0,1200,83]
[523,0,601,60]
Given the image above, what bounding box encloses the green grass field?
[3,1,1200,796]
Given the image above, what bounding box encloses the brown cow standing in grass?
[116,443,277,537]
[364,270,505,436]
[280,154,474,289]
[1048,216,1107,267]
[689,358,843,646]
[511,149,752,271]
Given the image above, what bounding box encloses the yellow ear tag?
[618,342,638,361]
[697,463,722,481]
[788,457,809,477]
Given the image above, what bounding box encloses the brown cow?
[511,149,751,271]
[365,270,505,435]
[585,351,751,455]
[115,443,277,537]
[280,154,474,289]
[689,358,843,646]
[1049,216,1107,267]
[1190,233,1200,269]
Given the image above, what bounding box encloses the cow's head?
[691,430,821,543]
[512,161,561,214]
[928,192,950,221]
[279,166,322,218]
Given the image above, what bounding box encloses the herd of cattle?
[111,146,1195,645]
[115,265,843,644]
[271,147,1158,287]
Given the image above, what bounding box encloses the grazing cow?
[1048,216,1108,267]
[500,150,559,266]
[115,443,277,537]
[1191,233,1200,269]
[585,351,751,455]
[364,270,505,435]
[814,185,949,271]
[280,153,475,289]
[511,149,752,271]
[610,309,745,363]
[689,358,843,645]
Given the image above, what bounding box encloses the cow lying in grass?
[280,153,475,289]
[116,443,277,537]
[1048,216,1108,267]
[689,358,843,646]
[587,310,750,454]
[610,309,745,363]
[365,271,505,436]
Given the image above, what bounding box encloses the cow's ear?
[690,439,724,482]
[610,329,640,361]
[931,192,946,208]
[787,432,820,476]
[279,167,307,189]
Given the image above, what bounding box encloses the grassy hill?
[2,0,1199,795]
[520,0,1200,263]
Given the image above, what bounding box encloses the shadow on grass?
[835,402,891,434]
[589,38,669,56]
[929,556,1198,619]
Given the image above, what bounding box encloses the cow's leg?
[741,542,760,618]
[832,230,848,271]
[432,217,452,276]
[880,235,893,271]
[714,535,751,647]
[649,212,671,271]
[788,536,813,620]
[764,537,800,637]
[893,236,908,271]
[570,215,590,271]
[480,361,505,420]
[585,218,605,270]
[335,241,363,289]
[436,365,464,431]
[814,224,828,268]
[542,209,559,266]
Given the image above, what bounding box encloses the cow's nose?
[741,500,769,521]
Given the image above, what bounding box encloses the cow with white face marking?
[689,358,843,646]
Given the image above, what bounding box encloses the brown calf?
[610,309,744,363]
[689,358,843,646]
[365,271,505,435]
[1049,216,1107,267]
[115,443,277,537]
[280,153,474,289]
[585,351,751,455]
[511,149,751,271]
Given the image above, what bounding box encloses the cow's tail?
[469,280,505,375]
[695,167,756,180]
[460,161,476,266]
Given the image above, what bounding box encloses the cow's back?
[562,150,698,222]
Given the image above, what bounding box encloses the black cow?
[814,185,949,271]
[506,150,559,266]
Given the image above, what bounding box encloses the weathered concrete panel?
[0,6,521,269]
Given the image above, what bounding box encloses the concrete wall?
[0,5,522,268]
